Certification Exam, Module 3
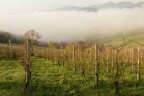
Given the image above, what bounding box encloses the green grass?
[0,58,144,96]
[106,31,144,48]
[0,58,24,96]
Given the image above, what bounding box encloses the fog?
[0,7,144,42]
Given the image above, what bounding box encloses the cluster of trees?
[47,41,104,49]
[0,31,22,44]
[0,31,46,47]
[0,30,106,49]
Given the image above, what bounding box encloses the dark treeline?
[0,31,47,47]
[0,31,23,44]
[0,31,97,48]
[0,32,97,49]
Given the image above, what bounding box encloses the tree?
[23,30,40,92]
[24,30,41,55]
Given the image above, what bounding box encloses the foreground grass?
[0,58,144,96]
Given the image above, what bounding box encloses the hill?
[0,31,22,44]
[105,31,144,48]
[81,31,144,48]
[52,1,144,12]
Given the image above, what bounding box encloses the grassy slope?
[0,58,144,96]
[107,32,144,48]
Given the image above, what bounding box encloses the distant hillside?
[0,31,22,44]
[81,31,144,48]
[52,1,144,12]
[0,31,48,47]
[0,30,143,48]
[105,31,144,48]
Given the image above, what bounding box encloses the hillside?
[105,31,144,48]
[52,1,144,12]
[81,31,144,48]
[0,31,48,47]
[0,30,144,48]
[0,31,22,44]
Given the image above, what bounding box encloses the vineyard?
[0,32,144,96]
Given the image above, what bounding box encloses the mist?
[0,7,144,42]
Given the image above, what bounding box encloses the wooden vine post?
[137,47,140,81]
[62,49,66,68]
[95,44,99,86]
[24,35,31,91]
[111,48,114,68]
[8,39,12,59]
[131,48,134,72]
[106,50,109,73]
[115,50,119,96]
[82,51,85,78]
[73,44,76,73]
[89,48,93,70]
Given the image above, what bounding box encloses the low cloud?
[0,6,144,42]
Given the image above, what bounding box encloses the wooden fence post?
[95,44,99,86]
[111,48,114,68]
[131,48,134,72]
[25,38,31,91]
[115,50,119,96]
[106,50,109,73]
[137,47,140,81]
[73,44,76,73]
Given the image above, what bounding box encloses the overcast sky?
[0,0,144,14]
[0,0,144,41]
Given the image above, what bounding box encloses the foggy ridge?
[52,1,144,12]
